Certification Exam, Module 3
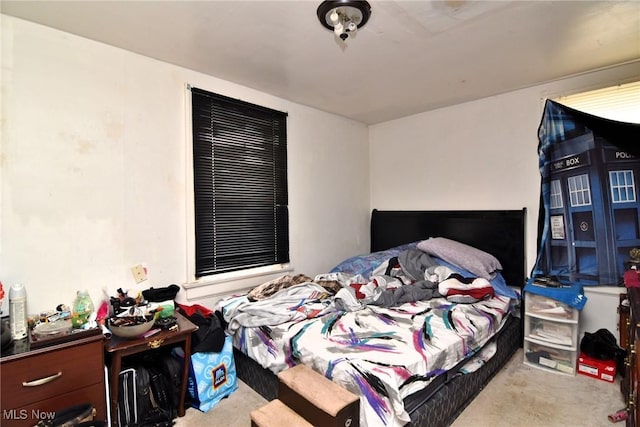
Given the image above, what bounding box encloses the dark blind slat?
[192,88,289,277]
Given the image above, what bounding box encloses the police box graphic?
[535,100,640,287]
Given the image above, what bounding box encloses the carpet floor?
[174,348,625,427]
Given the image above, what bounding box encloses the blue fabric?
[533,100,640,286]
[523,280,587,310]
[330,241,419,278]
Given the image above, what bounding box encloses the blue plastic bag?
[177,335,238,412]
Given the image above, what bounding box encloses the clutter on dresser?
[105,284,180,340]
[27,296,101,349]
[1,284,104,353]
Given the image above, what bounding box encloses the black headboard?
[371,209,527,288]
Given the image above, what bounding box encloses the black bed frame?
[233,209,527,427]
[370,209,526,288]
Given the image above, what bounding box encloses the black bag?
[118,363,174,427]
[36,403,99,427]
[161,352,185,411]
[580,328,627,375]
[148,366,172,414]
[118,367,153,427]
[148,353,183,420]
[176,305,225,353]
[142,285,180,303]
[580,328,618,360]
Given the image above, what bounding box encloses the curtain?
[532,99,640,286]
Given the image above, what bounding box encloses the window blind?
[191,87,289,277]
[555,81,640,124]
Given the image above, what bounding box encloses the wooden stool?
[250,399,313,427]
[277,364,360,427]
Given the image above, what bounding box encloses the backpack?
[147,353,183,420]
[118,367,153,427]
[118,361,174,427]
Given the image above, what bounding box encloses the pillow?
[330,241,419,278]
[435,258,518,299]
[417,237,502,280]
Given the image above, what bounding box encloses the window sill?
[182,263,294,300]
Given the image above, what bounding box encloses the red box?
[577,352,616,382]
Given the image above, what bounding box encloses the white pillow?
[417,237,502,280]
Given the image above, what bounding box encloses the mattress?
[233,313,521,427]
[222,290,516,427]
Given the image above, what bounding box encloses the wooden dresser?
[620,289,639,426]
[0,332,106,426]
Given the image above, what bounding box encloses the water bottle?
[72,290,94,328]
[9,283,27,340]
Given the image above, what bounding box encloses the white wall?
[369,61,640,341]
[0,15,370,314]
[2,14,637,341]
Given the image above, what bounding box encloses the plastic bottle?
[72,290,95,329]
[9,283,27,340]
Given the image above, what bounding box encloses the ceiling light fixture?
[317,0,372,42]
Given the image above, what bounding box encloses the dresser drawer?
[2,383,106,427]
[1,338,104,409]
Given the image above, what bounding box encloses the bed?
[221,209,526,427]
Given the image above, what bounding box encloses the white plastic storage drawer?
[524,341,577,375]
[525,317,578,347]
[525,293,579,321]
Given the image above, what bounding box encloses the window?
[567,174,592,207]
[610,170,636,203]
[191,87,289,278]
[550,179,564,209]
[555,81,640,124]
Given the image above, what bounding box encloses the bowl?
[108,316,155,338]
[33,319,72,340]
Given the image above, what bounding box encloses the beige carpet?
[451,349,624,427]
[173,379,267,427]
[174,349,625,427]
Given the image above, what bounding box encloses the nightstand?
[104,312,197,427]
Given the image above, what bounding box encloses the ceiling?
[2,0,639,125]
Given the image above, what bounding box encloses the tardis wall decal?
[533,100,640,286]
